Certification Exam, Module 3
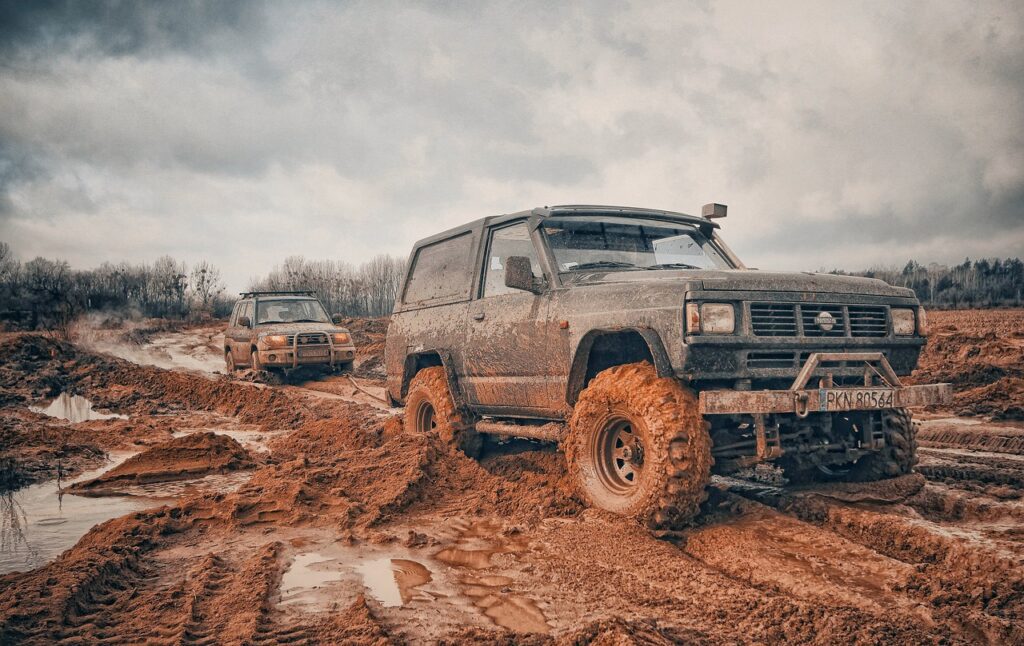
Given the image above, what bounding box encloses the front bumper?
[698,352,952,415]
[258,345,356,369]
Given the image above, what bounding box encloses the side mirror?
[504,256,542,294]
[332,314,344,325]
[237,316,251,327]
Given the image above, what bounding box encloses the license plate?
[298,348,329,358]
[820,388,894,411]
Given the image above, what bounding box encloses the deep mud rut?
[1,313,1023,644]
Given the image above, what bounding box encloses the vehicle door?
[228,300,254,364]
[462,221,562,415]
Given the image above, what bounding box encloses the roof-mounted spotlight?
[702,203,727,219]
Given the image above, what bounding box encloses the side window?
[483,222,541,298]
[403,232,474,306]
[229,303,240,326]
[239,301,253,325]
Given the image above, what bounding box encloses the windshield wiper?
[644,262,701,270]
[291,319,322,323]
[568,261,638,271]
[258,319,284,324]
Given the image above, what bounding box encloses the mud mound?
[911,309,1024,419]
[69,432,255,495]
[0,506,185,642]
[338,317,388,380]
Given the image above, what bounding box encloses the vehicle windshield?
[255,299,330,325]
[541,216,733,272]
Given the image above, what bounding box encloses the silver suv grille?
[749,303,889,338]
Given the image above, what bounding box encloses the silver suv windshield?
[542,216,734,272]
[255,299,330,324]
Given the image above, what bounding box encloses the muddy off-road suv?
[224,291,356,375]
[384,205,951,529]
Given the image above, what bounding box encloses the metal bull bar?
[698,352,952,416]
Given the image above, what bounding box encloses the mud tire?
[250,349,263,372]
[405,366,481,457]
[846,408,919,481]
[225,351,236,373]
[565,362,712,530]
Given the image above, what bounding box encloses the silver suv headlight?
[891,308,916,335]
[686,302,735,334]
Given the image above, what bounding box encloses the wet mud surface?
[0,310,1022,643]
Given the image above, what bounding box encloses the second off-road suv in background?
[385,204,951,529]
[224,291,356,375]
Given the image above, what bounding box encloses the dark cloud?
[0,0,1021,290]
[0,0,265,59]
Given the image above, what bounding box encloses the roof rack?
[239,290,317,298]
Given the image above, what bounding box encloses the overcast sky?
[1,0,1022,291]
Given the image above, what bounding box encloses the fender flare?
[565,327,673,405]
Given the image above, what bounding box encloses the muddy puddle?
[279,547,437,609]
[30,392,127,423]
[278,518,549,633]
[0,452,152,574]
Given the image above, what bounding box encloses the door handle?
[472,312,485,321]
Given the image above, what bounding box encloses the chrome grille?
[749,303,891,338]
[749,303,798,336]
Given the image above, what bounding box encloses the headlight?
[686,302,735,334]
[332,332,351,345]
[892,308,916,335]
[260,334,290,348]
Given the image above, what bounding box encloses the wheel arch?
[400,350,466,406]
[566,328,673,406]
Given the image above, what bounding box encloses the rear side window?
[403,232,474,307]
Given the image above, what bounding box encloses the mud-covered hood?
[563,269,913,297]
[251,322,349,336]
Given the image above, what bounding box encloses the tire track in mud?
[725,478,1024,644]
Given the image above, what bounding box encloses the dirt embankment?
[911,309,1024,420]
[338,317,388,379]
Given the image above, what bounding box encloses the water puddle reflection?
[0,452,152,575]
[30,393,127,423]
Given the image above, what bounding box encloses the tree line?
[0,241,231,331]
[0,241,406,332]
[830,257,1024,308]
[246,254,405,319]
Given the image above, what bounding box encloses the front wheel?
[225,351,236,373]
[565,362,712,530]
[405,367,481,457]
[847,408,919,481]
[250,350,263,372]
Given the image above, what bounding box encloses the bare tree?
[189,260,225,312]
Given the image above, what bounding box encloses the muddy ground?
[0,310,1022,644]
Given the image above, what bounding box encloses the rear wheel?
[565,362,712,530]
[405,367,481,457]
